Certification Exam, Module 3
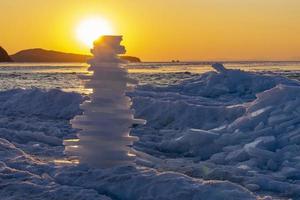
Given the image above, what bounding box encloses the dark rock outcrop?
[0,47,13,62]
[11,48,141,63]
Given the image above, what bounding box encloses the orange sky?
[0,0,300,61]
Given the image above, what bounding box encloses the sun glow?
[76,17,113,47]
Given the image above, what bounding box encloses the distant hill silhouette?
[10,48,141,63]
[0,47,13,62]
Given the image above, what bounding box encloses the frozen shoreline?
[1,64,300,199]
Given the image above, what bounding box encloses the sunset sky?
[1,0,300,61]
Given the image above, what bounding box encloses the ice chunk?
[212,63,228,73]
[225,149,249,163]
[160,129,219,154]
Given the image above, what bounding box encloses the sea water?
[0,61,299,93]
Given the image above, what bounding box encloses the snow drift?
[0,88,83,119]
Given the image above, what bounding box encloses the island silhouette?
[0,47,141,63]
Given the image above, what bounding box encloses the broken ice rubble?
[1,63,300,199]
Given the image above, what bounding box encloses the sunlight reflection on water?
[0,62,300,94]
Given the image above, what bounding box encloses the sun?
[76,17,113,47]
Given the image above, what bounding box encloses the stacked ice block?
[65,36,145,168]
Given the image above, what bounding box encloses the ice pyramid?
[65,35,145,168]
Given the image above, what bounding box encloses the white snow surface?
[1,64,300,199]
